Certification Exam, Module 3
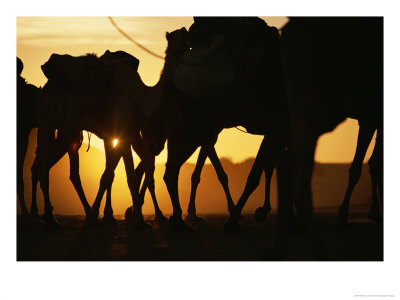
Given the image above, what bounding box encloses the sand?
[17,205,383,261]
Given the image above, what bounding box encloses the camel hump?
[100,50,139,71]
[172,19,280,101]
[172,47,235,100]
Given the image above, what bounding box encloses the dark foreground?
[17,206,383,261]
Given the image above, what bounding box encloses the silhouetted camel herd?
[17,17,383,259]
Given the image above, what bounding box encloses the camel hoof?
[101,214,117,223]
[19,213,44,229]
[169,215,194,232]
[254,207,270,223]
[41,213,61,229]
[154,213,169,224]
[185,213,203,222]
[223,218,241,233]
[125,206,152,229]
[85,211,102,228]
[334,212,351,228]
[30,209,39,218]
[367,211,383,222]
[335,205,349,223]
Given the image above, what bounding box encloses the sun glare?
[113,139,119,148]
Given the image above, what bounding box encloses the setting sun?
[113,139,119,148]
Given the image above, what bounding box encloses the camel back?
[280,17,383,133]
[40,51,145,129]
[172,19,280,101]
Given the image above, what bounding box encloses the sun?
[113,139,119,148]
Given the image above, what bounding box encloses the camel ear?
[166,32,170,40]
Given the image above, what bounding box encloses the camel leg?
[122,145,151,229]
[279,127,325,259]
[88,140,121,226]
[137,159,167,223]
[186,145,208,222]
[102,185,117,223]
[292,133,326,259]
[30,155,40,217]
[208,146,235,214]
[17,130,30,217]
[31,134,67,218]
[368,127,383,222]
[130,131,166,224]
[262,117,325,260]
[336,123,376,226]
[37,126,60,228]
[130,131,155,203]
[254,161,274,223]
[261,147,292,260]
[32,130,88,217]
[224,137,284,231]
[164,139,198,232]
[67,146,91,216]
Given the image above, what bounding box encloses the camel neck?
[158,53,180,86]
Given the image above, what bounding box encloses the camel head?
[165,27,189,60]
[17,57,23,76]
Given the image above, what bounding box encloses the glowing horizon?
[17,16,376,164]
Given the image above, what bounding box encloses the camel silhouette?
[162,17,291,232]
[267,17,383,259]
[17,57,41,218]
[17,57,91,226]
[36,28,191,228]
[336,121,383,226]
[37,51,152,228]
[100,28,189,224]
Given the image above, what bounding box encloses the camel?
[336,121,383,226]
[268,17,383,259]
[17,57,91,225]
[95,28,190,225]
[220,19,383,240]
[36,28,189,228]
[162,17,291,232]
[36,51,148,227]
[17,57,41,218]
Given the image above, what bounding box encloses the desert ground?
[17,204,383,261]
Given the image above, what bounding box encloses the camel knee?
[100,170,115,188]
[244,170,262,193]
[69,172,81,186]
[191,171,201,186]
[146,176,155,190]
[348,163,362,185]
[217,172,228,186]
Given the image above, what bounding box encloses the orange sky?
[16,16,376,164]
